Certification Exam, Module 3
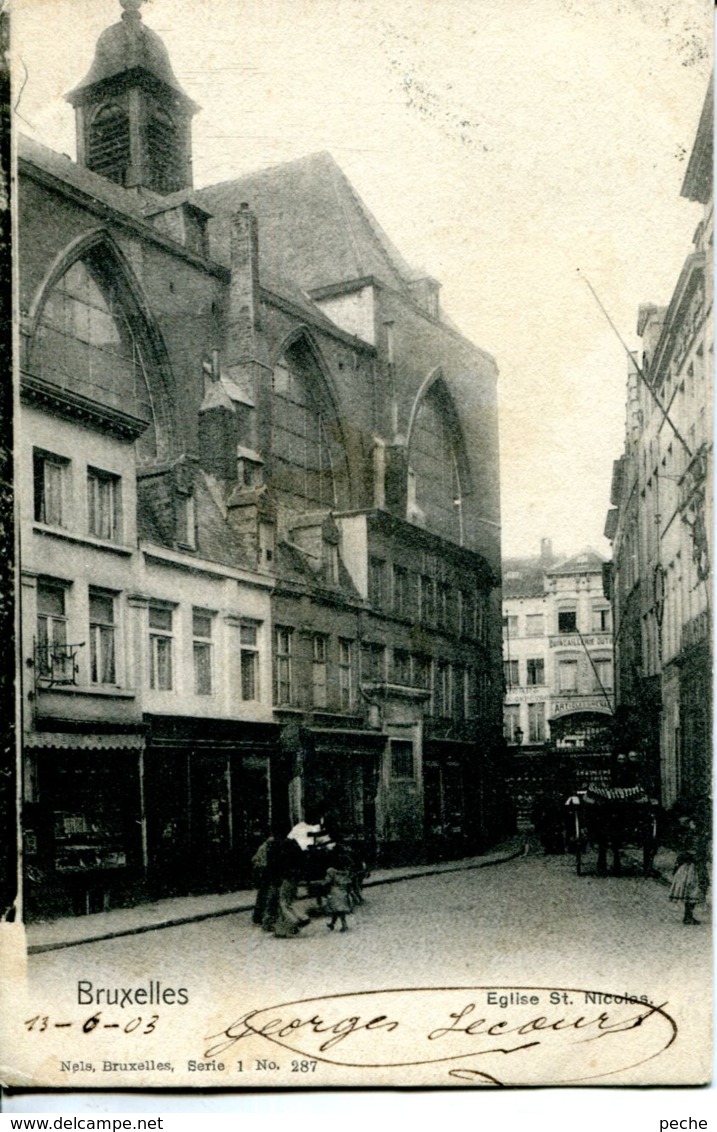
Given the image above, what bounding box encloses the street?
[20,852,711,1087]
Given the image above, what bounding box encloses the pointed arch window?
[410,382,463,543]
[31,252,160,463]
[88,103,131,186]
[272,340,336,513]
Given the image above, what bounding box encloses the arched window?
[31,252,163,463]
[409,381,463,543]
[88,103,131,186]
[147,107,181,195]
[272,340,336,513]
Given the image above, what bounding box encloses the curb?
[27,844,525,955]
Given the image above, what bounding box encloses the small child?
[669,813,708,925]
[324,847,352,932]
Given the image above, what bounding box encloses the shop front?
[301,728,384,864]
[143,716,280,898]
[23,731,146,920]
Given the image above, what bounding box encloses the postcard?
[1,0,713,1091]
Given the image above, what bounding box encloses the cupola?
[65,0,198,195]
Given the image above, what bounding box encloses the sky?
[11,0,713,558]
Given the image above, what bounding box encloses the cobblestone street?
[23,852,711,1086]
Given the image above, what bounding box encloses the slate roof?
[501,558,546,599]
[192,151,419,297]
[66,12,193,104]
[546,549,606,576]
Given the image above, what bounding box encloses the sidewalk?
[25,838,527,954]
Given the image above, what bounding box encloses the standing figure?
[324,846,353,932]
[273,836,310,939]
[670,811,709,926]
[250,832,277,926]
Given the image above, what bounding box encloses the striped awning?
[25,732,145,751]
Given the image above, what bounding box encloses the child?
[324,847,352,932]
[669,812,708,925]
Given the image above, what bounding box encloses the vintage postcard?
[1,0,713,1092]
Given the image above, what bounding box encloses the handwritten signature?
[204,985,677,1085]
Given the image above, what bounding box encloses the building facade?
[502,543,615,825]
[17,0,505,918]
[605,78,713,811]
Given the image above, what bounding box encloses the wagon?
[565,785,660,877]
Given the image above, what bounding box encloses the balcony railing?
[33,641,84,687]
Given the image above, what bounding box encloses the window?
[87,468,120,541]
[368,558,385,607]
[240,621,260,701]
[412,654,432,690]
[437,583,451,629]
[34,451,68,527]
[503,614,518,638]
[192,609,213,695]
[361,642,385,682]
[593,607,611,632]
[593,658,613,691]
[36,580,69,680]
[526,658,545,686]
[503,659,519,688]
[311,634,327,707]
[32,255,161,463]
[436,660,453,717]
[323,541,339,584]
[393,565,409,616]
[558,610,578,634]
[147,107,182,195]
[87,103,131,185]
[528,702,546,743]
[149,605,173,691]
[89,590,116,685]
[525,614,544,637]
[504,705,521,743]
[272,343,337,513]
[420,575,436,625]
[559,659,578,692]
[274,627,293,705]
[176,493,196,550]
[409,381,463,542]
[338,638,353,709]
[392,648,412,686]
[390,739,415,780]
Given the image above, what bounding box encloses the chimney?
[227,204,261,365]
[540,538,554,565]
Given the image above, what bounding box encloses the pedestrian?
[250,831,277,926]
[273,836,310,939]
[324,845,353,932]
[669,808,709,925]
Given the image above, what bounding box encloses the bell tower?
[66,0,198,195]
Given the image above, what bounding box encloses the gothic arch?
[407,369,472,543]
[270,327,350,512]
[27,229,177,464]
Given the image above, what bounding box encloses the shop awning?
[25,733,145,751]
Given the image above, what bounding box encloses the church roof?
[192,151,419,296]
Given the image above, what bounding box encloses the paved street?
[21,851,710,1088]
[28,851,710,999]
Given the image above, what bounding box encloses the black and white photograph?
[1,0,713,1094]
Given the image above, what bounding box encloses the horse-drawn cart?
[565,785,660,877]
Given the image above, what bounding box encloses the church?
[17,0,505,918]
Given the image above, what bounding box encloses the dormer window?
[176,492,196,550]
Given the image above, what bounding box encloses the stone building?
[17,0,505,917]
[502,542,615,825]
[605,77,712,810]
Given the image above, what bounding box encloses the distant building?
[502,541,614,752]
[17,0,506,918]
[605,77,713,810]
